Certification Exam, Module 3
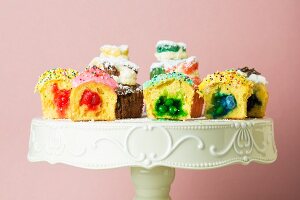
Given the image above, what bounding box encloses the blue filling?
[208,91,237,118]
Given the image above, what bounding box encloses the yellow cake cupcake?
[69,67,118,121]
[237,67,269,118]
[150,41,204,118]
[143,72,195,120]
[198,70,254,119]
[34,68,78,119]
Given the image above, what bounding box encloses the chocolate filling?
[247,94,262,112]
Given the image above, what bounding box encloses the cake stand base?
[131,167,175,200]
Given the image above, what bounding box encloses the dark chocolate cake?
[115,84,143,119]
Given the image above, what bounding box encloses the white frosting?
[155,40,188,61]
[113,65,137,85]
[248,74,268,84]
[101,44,128,52]
[236,70,247,77]
[150,56,196,71]
[99,45,129,59]
[156,40,187,49]
[94,57,139,72]
[237,70,268,85]
[89,57,139,85]
[155,50,188,61]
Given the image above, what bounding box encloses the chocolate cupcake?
[115,84,143,119]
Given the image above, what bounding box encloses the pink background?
[0,0,299,199]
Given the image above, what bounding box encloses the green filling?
[150,67,165,79]
[247,94,262,112]
[156,44,186,53]
[154,96,187,119]
[207,91,237,118]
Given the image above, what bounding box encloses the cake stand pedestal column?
[131,167,175,200]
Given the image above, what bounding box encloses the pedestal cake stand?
[27,117,277,200]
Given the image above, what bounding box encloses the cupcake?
[35,68,78,119]
[198,70,254,119]
[150,40,204,118]
[150,56,201,85]
[70,67,118,121]
[88,44,143,119]
[143,72,195,121]
[237,67,269,118]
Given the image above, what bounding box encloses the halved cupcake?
[150,56,203,118]
[198,70,254,119]
[143,72,196,120]
[237,67,269,118]
[70,67,118,121]
[35,68,78,119]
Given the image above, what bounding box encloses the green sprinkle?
[143,72,194,89]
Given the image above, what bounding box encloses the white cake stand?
[27,117,277,200]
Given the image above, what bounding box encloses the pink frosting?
[72,67,118,89]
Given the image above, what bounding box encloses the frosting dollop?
[72,67,118,89]
[237,67,268,85]
[89,56,139,85]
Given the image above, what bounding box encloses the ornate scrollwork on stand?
[209,122,268,161]
[94,125,204,167]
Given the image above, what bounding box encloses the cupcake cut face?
[154,96,187,119]
[52,83,71,118]
[72,67,117,112]
[207,90,237,118]
[247,93,262,112]
[237,66,268,117]
[80,90,102,111]
[35,68,78,119]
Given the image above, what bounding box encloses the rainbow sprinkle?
[35,68,78,92]
[198,69,253,95]
[143,72,194,90]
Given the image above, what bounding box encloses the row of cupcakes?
[35,40,269,121]
[35,45,143,121]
